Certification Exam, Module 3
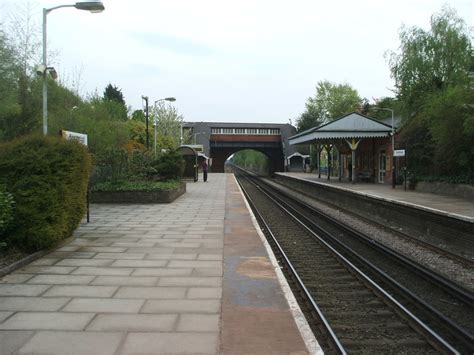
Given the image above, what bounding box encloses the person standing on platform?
[202,160,208,182]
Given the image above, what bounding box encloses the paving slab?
[0,331,34,355]
[62,298,144,313]
[42,285,117,298]
[120,332,218,355]
[0,312,95,330]
[0,284,50,296]
[17,331,123,355]
[142,299,220,313]
[0,297,70,311]
[87,314,177,331]
[114,286,186,299]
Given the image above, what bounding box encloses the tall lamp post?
[142,96,149,148]
[153,97,176,156]
[374,107,396,188]
[42,1,105,135]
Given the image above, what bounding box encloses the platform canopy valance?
[289,112,393,145]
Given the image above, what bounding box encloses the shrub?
[92,180,180,192]
[152,150,185,180]
[0,184,15,236]
[92,148,184,185]
[0,135,92,252]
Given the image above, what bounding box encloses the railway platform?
[280,172,474,221]
[0,173,319,355]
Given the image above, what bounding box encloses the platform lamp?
[374,107,395,188]
[42,1,105,135]
[153,97,177,156]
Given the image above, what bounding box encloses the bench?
[357,172,372,182]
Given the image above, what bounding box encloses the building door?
[378,151,386,183]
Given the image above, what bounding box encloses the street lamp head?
[165,97,176,102]
[74,1,105,12]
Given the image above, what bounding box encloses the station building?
[288,112,403,185]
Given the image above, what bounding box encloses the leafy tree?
[6,1,41,77]
[103,83,125,104]
[387,6,473,182]
[103,83,127,120]
[387,5,471,118]
[418,85,474,176]
[152,101,184,150]
[296,80,361,132]
[231,149,270,173]
[131,109,146,123]
[0,28,22,140]
[295,107,321,133]
[127,119,147,146]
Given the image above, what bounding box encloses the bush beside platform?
[91,181,186,203]
[0,135,92,252]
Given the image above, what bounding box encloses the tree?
[296,80,361,132]
[231,149,269,173]
[0,28,22,140]
[131,109,146,123]
[387,5,471,118]
[103,83,125,104]
[387,6,473,181]
[6,1,41,77]
[102,84,127,120]
[152,101,184,150]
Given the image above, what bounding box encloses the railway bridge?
[182,122,298,172]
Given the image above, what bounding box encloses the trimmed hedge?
[0,135,92,252]
[92,180,181,192]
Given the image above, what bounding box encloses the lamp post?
[142,96,149,148]
[42,1,105,135]
[193,131,204,144]
[153,97,176,156]
[374,107,396,188]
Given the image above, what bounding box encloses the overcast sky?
[2,0,473,123]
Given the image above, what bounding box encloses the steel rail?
[237,169,459,354]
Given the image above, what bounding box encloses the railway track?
[235,168,473,354]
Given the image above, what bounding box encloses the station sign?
[60,130,88,146]
[393,149,405,157]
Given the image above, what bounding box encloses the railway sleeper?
[313,299,388,309]
[340,337,436,352]
[323,309,396,319]
[331,321,410,332]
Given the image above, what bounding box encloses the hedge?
[0,135,92,252]
[0,185,15,236]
